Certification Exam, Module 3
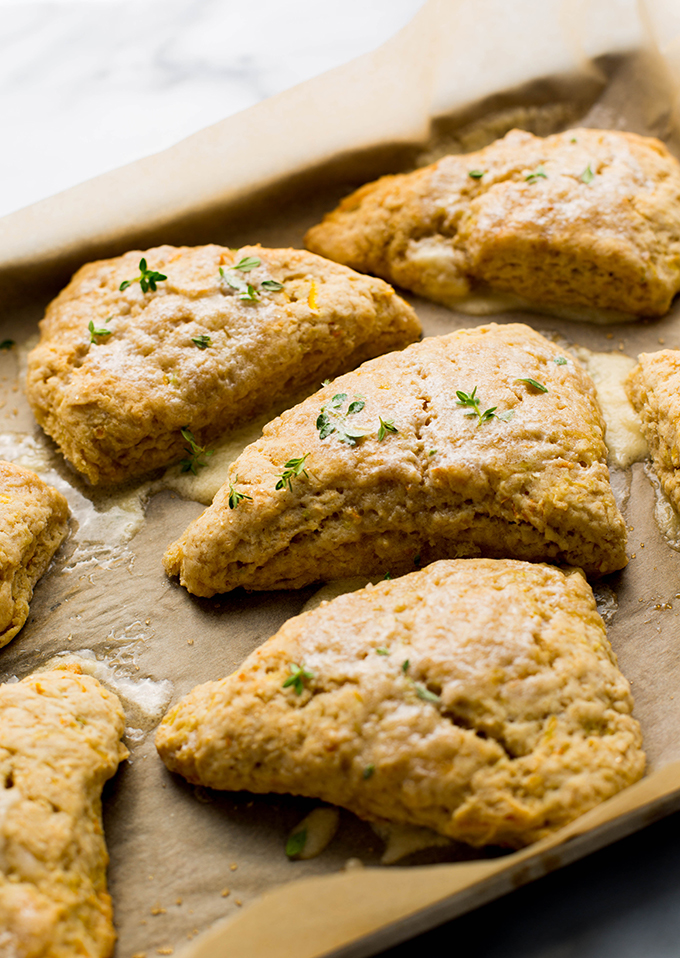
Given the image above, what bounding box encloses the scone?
[164,323,627,596]
[0,668,127,957]
[626,349,680,511]
[305,128,680,318]
[156,558,645,848]
[0,461,69,648]
[26,244,421,484]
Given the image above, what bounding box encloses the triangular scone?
[26,244,421,484]
[156,558,645,848]
[0,668,127,957]
[0,461,69,648]
[305,128,680,319]
[626,349,680,511]
[164,323,627,595]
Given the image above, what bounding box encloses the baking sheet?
[3,1,680,956]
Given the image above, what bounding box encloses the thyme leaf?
[468,169,485,179]
[580,165,595,184]
[455,387,502,426]
[285,828,308,859]
[516,377,548,393]
[553,356,568,365]
[363,764,375,780]
[275,454,309,492]
[232,256,261,272]
[316,394,367,446]
[261,279,284,291]
[192,334,211,350]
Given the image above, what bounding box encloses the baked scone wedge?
[0,461,69,648]
[0,667,127,957]
[164,323,627,596]
[626,349,680,511]
[26,244,421,485]
[156,558,645,849]
[305,128,680,319]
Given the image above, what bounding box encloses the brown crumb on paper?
[176,897,182,906]
[150,903,166,915]
[221,888,230,897]
[229,863,238,871]
[156,949,173,956]
[235,899,243,906]
[132,953,147,958]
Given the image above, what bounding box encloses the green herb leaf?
[363,764,375,780]
[218,267,259,300]
[239,283,259,302]
[285,828,308,859]
[227,476,252,510]
[233,256,261,272]
[275,454,310,492]
[261,279,284,291]
[455,387,505,427]
[179,427,214,475]
[516,377,548,393]
[316,395,367,446]
[377,417,398,442]
[376,647,391,656]
[0,340,15,350]
[428,449,437,456]
[580,165,595,184]
[553,356,568,365]
[414,683,441,705]
[192,334,212,350]
[88,317,112,344]
[282,662,315,695]
[119,258,167,293]
[401,660,410,673]
[383,572,391,580]
[525,164,548,183]
[468,169,484,179]
[414,553,421,566]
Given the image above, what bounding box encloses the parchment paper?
[3,1,680,956]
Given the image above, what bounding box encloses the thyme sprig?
[227,476,252,510]
[377,417,398,442]
[179,428,214,474]
[275,454,309,491]
[192,334,211,350]
[88,317,112,343]
[119,258,167,293]
[282,662,314,695]
[525,164,548,183]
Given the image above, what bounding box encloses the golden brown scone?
[0,668,128,957]
[626,349,680,511]
[164,323,627,596]
[26,244,421,485]
[156,558,644,848]
[305,128,680,318]
[0,461,69,649]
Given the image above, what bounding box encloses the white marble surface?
[0,0,426,218]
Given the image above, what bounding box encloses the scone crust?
[164,323,627,595]
[305,128,680,317]
[0,461,69,648]
[626,349,680,510]
[0,669,127,958]
[26,244,421,484]
[156,558,644,848]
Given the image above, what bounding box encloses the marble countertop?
[3,3,680,958]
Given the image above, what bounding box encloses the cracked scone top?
[25,244,421,484]
[305,128,680,319]
[0,668,127,958]
[0,460,69,648]
[156,558,645,848]
[164,323,627,596]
